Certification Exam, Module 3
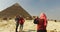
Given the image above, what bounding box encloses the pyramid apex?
[14,3,20,6]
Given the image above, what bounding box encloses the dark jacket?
[15,18,20,22]
[15,15,20,23]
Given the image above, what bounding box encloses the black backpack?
[33,19,39,24]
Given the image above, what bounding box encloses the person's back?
[19,17,25,25]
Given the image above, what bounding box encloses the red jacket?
[19,17,25,25]
[37,13,47,30]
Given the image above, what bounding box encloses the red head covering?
[40,13,47,26]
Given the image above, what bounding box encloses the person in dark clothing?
[15,15,20,32]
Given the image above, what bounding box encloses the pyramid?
[0,3,32,20]
[14,3,20,6]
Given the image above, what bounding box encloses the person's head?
[40,12,47,19]
[39,12,47,22]
[36,16,39,18]
[19,15,22,17]
[19,15,24,18]
[16,15,20,18]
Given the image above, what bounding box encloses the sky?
[0,0,60,20]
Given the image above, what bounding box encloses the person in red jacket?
[19,16,25,32]
[37,13,47,32]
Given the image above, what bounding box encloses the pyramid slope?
[0,3,32,20]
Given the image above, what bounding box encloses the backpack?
[33,19,39,24]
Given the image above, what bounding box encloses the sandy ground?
[0,19,60,32]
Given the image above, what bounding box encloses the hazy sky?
[0,0,60,20]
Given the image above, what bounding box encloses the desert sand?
[0,19,60,32]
